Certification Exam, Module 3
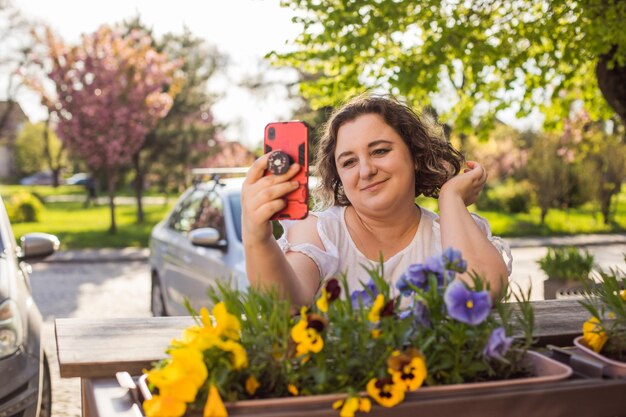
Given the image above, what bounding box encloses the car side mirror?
[19,233,60,261]
[189,228,227,249]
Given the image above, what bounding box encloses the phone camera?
[268,127,275,140]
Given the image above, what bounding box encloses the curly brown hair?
[314,94,464,209]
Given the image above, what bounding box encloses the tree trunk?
[132,153,145,224]
[600,182,620,225]
[596,46,626,127]
[51,167,62,187]
[107,171,117,234]
[540,207,548,224]
[42,116,66,187]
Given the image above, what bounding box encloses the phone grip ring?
[267,150,291,175]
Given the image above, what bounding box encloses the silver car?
[149,175,247,316]
[0,196,59,417]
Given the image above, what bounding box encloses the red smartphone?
[264,121,309,220]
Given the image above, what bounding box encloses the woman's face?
[334,113,416,214]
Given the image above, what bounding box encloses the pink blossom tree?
[32,25,180,232]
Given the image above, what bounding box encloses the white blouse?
[277,205,513,297]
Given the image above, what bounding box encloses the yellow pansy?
[358,398,371,412]
[366,377,405,408]
[245,375,260,395]
[288,384,299,396]
[291,307,325,357]
[368,294,385,323]
[217,339,249,370]
[200,302,241,340]
[143,394,186,417]
[170,347,208,385]
[582,316,608,353]
[159,380,200,403]
[204,385,227,417]
[316,279,341,313]
[370,329,381,339]
[146,347,207,400]
[387,348,427,391]
[316,287,329,313]
[620,289,626,301]
[332,396,371,417]
[333,397,358,417]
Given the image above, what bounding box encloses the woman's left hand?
[439,161,487,206]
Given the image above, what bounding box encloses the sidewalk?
[505,233,626,248]
[44,195,168,205]
[41,233,626,263]
[44,247,150,263]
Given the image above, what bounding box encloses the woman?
[242,95,511,306]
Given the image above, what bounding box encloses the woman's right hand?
[241,153,301,245]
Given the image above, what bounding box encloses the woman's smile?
[360,178,388,191]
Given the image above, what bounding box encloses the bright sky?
[12,0,303,149]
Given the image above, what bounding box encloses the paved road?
[30,260,151,417]
[28,242,625,417]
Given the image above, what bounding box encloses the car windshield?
[228,192,242,242]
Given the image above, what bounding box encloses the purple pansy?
[396,253,449,296]
[350,279,378,309]
[483,327,513,359]
[442,247,468,273]
[396,264,428,295]
[399,299,431,327]
[443,280,492,325]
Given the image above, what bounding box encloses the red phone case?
[264,121,309,220]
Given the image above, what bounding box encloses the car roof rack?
[190,166,319,189]
[191,167,249,189]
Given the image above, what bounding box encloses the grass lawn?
[0,184,87,197]
[418,192,626,237]
[7,201,173,249]
[0,183,169,198]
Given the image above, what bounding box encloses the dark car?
[0,196,59,417]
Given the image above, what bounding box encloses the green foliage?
[6,191,44,223]
[128,20,225,194]
[273,0,626,134]
[537,246,595,282]
[524,133,570,223]
[577,126,626,224]
[476,179,532,214]
[13,122,64,176]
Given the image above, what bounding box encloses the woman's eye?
[372,148,390,156]
[342,159,356,168]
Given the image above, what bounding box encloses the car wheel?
[39,354,52,417]
[151,275,167,317]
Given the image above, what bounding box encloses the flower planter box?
[573,336,626,378]
[136,351,572,416]
[543,279,584,300]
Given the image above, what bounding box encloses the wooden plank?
[516,299,589,346]
[55,300,590,379]
[55,316,195,378]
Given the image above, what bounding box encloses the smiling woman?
[241,94,512,307]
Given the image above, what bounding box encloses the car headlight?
[0,299,24,358]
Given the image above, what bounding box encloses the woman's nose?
[359,159,377,178]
